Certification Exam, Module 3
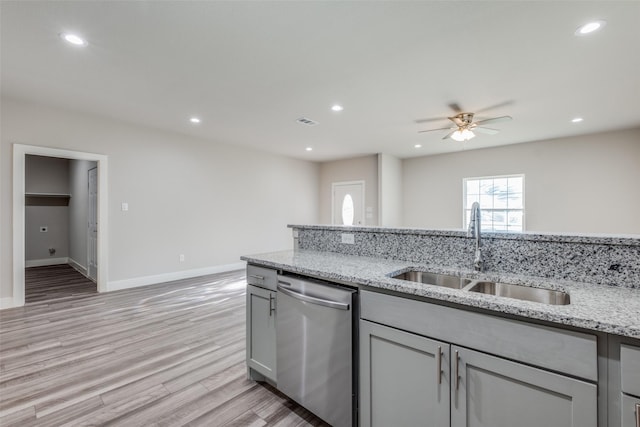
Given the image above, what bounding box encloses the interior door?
[332,181,364,226]
[87,167,98,282]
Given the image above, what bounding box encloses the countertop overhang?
[241,249,640,339]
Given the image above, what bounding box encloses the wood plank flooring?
[0,269,328,426]
[25,265,97,303]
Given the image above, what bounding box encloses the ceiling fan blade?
[414,117,448,124]
[418,127,455,133]
[475,100,514,114]
[442,130,457,140]
[474,115,512,125]
[473,126,500,135]
[448,103,463,113]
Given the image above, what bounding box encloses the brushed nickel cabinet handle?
[269,293,276,316]
[635,402,639,427]
[436,346,442,385]
[249,274,265,281]
[455,350,460,391]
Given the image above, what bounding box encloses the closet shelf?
[25,193,71,206]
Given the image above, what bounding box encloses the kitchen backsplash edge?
[289,225,640,288]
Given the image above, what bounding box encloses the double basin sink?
[392,270,570,305]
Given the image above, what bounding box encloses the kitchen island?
[242,225,640,427]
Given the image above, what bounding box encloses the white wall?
[319,154,378,225]
[377,153,402,227]
[69,159,97,271]
[1,98,319,301]
[25,155,70,262]
[402,128,640,234]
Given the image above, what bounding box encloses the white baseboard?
[25,257,69,268]
[68,258,88,276]
[107,262,246,292]
[0,297,17,310]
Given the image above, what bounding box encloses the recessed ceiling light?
[331,105,344,112]
[414,144,422,148]
[189,117,201,124]
[60,32,88,46]
[575,20,606,36]
[305,147,313,151]
[572,117,584,123]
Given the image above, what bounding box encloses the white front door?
[332,181,365,226]
[88,167,98,282]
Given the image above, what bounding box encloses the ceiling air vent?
[296,117,319,126]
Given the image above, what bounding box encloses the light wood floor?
[0,268,328,426]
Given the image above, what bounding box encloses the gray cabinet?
[451,346,597,427]
[621,344,640,427]
[360,320,450,427]
[360,290,599,427]
[246,283,276,382]
[621,394,640,427]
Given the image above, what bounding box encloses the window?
[463,175,524,232]
[342,194,354,226]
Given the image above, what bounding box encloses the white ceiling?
[2,1,639,162]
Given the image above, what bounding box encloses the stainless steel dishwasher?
[276,274,357,427]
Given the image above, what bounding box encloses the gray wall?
[319,154,378,226]
[69,159,97,270]
[1,97,319,300]
[402,128,640,235]
[25,155,70,262]
[378,153,402,227]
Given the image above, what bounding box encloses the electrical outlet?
[121,202,129,211]
[40,226,48,232]
[179,254,185,262]
[341,233,355,244]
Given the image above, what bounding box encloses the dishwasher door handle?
[277,284,350,310]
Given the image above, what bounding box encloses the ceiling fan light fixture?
[451,128,475,142]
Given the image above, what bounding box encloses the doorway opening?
[13,144,108,307]
[332,181,365,226]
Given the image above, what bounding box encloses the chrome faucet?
[467,202,483,272]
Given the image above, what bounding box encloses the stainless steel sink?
[392,271,473,289]
[391,269,570,305]
[467,281,571,305]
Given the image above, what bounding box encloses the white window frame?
[462,174,525,232]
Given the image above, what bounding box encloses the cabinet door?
[621,344,640,396]
[246,284,276,381]
[451,346,597,427]
[360,320,450,427]
[621,394,640,427]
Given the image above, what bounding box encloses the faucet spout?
[468,202,483,272]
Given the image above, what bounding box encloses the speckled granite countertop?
[241,249,640,339]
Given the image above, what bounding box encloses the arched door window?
[342,194,354,226]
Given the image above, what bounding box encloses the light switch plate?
[121,202,129,211]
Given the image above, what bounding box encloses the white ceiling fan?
[417,103,513,141]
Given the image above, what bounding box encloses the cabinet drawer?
[621,393,640,427]
[622,344,640,396]
[361,290,598,381]
[247,265,278,291]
